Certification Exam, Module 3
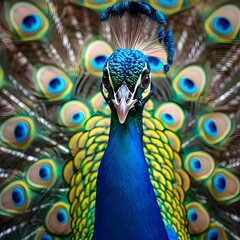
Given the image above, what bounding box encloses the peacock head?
[101,48,154,124]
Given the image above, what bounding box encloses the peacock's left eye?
[102,75,110,88]
[141,75,151,89]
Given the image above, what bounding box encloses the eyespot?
[190,158,201,172]
[212,17,232,35]
[45,202,71,235]
[20,14,42,33]
[91,92,111,115]
[40,234,53,240]
[83,0,118,10]
[186,202,210,235]
[205,4,240,42]
[12,187,25,207]
[39,165,51,181]
[91,56,108,70]
[0,181,30,214]
[208,169,239,203]
[147,56,164,77]
[56,209,68,224]
[147,57,163,71]
[34,228,55,240]
[203,119,217,138]
[162,113,174,125]
[157,0,178,7]
[33,65,72,100]
[26,159,57,189]
[81,39,112,77]
[198,113,233,145]
[15,122,29,142]
[0,116,35,150]
[141,75,151,89]
[149,0,184,15]
[200,225,227,240]
[184,152,215,181]
[72,112,84,124]
[206,228,219,240]
[8,2,49,41]
[179,78,197,94]
[187,208,198,222]
[146,50,167,77]
[173,65,206,101]
[213,173,226,193]
[58,100,91,131]
[155,102,185,131]
[47,77,66,94]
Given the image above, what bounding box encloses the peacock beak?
[112,83,137,124]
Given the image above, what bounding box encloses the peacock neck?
[109,108,144,139]
[93,109,169,240]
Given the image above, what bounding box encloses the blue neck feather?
[93,111,169,240]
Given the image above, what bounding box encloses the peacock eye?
[102,75,110,88]
[141,74,151,89]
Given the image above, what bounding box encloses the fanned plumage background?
[0,0,239,239]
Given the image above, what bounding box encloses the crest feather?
[100,2,175,73]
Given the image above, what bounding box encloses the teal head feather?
[107,49,147,92]
[101,49,153,124]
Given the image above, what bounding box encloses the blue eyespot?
[212,17,233,35]
[20,14,42,33]
[11,187,25,207]
[71,112,85,125]
[14,122,29,142]
[147,57,163,71]
[203,119,218,138]
[206,228,219,240]
[56,209,68,224]
[162,113,174,125]
[158,0,178,7]
[93,0,107,2]
[91,55,108,70]
[213,173,226,193]
[179,78,197,94]
[39,165,51,181]
[102,102,108,108]
[187,208,198,222]
[190,158,202,173]
[47,77,66,94]
[40,234,53,240]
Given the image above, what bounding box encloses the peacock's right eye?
[102,75,110,88]
[141,74,151,89]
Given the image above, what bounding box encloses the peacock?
[0,0,239,239]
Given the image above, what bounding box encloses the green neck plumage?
[109,106,144,139]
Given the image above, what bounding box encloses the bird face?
[101,49,152,124]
